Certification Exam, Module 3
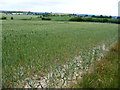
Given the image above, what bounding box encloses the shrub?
[37,15,43,18]
[102,18,108,23]
[1,16,7,20]
[11,17,13,20]
[84,18,93,22]
[108,19,118,24]
[41,17,51,20]
[69,16,119,24]
[69,17,84,21]
[20,19,31,20]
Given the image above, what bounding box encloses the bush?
[20,18,31,20]
[1,16,7,20]
[102,18,108,23]
[69,17,119,24]
[84,18,93,22]
[108,19,118,24]
[37,15,43,18]
[11,17,13,20]
[69,17,84,21]
[41,17,51,20]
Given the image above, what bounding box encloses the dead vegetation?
[72,40,119,88]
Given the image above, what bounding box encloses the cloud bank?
[0,0,119,16]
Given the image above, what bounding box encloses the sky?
[0,0,119,16]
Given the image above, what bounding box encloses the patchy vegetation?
[2,15,118,88]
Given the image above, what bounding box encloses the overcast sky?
[0,0,119,16]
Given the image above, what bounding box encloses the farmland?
[2,15,118,88]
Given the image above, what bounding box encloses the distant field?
[2,15,73,21]
[2,15,38,20]
[2,18,118,88]
[2,15,119,23]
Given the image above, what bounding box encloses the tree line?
[69,17,119,24]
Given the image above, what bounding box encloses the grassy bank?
[72,41,119,88]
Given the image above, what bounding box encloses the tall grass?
[2,20,118,88]
[24,42,113,88]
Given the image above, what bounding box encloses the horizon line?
[0,10,118,17]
